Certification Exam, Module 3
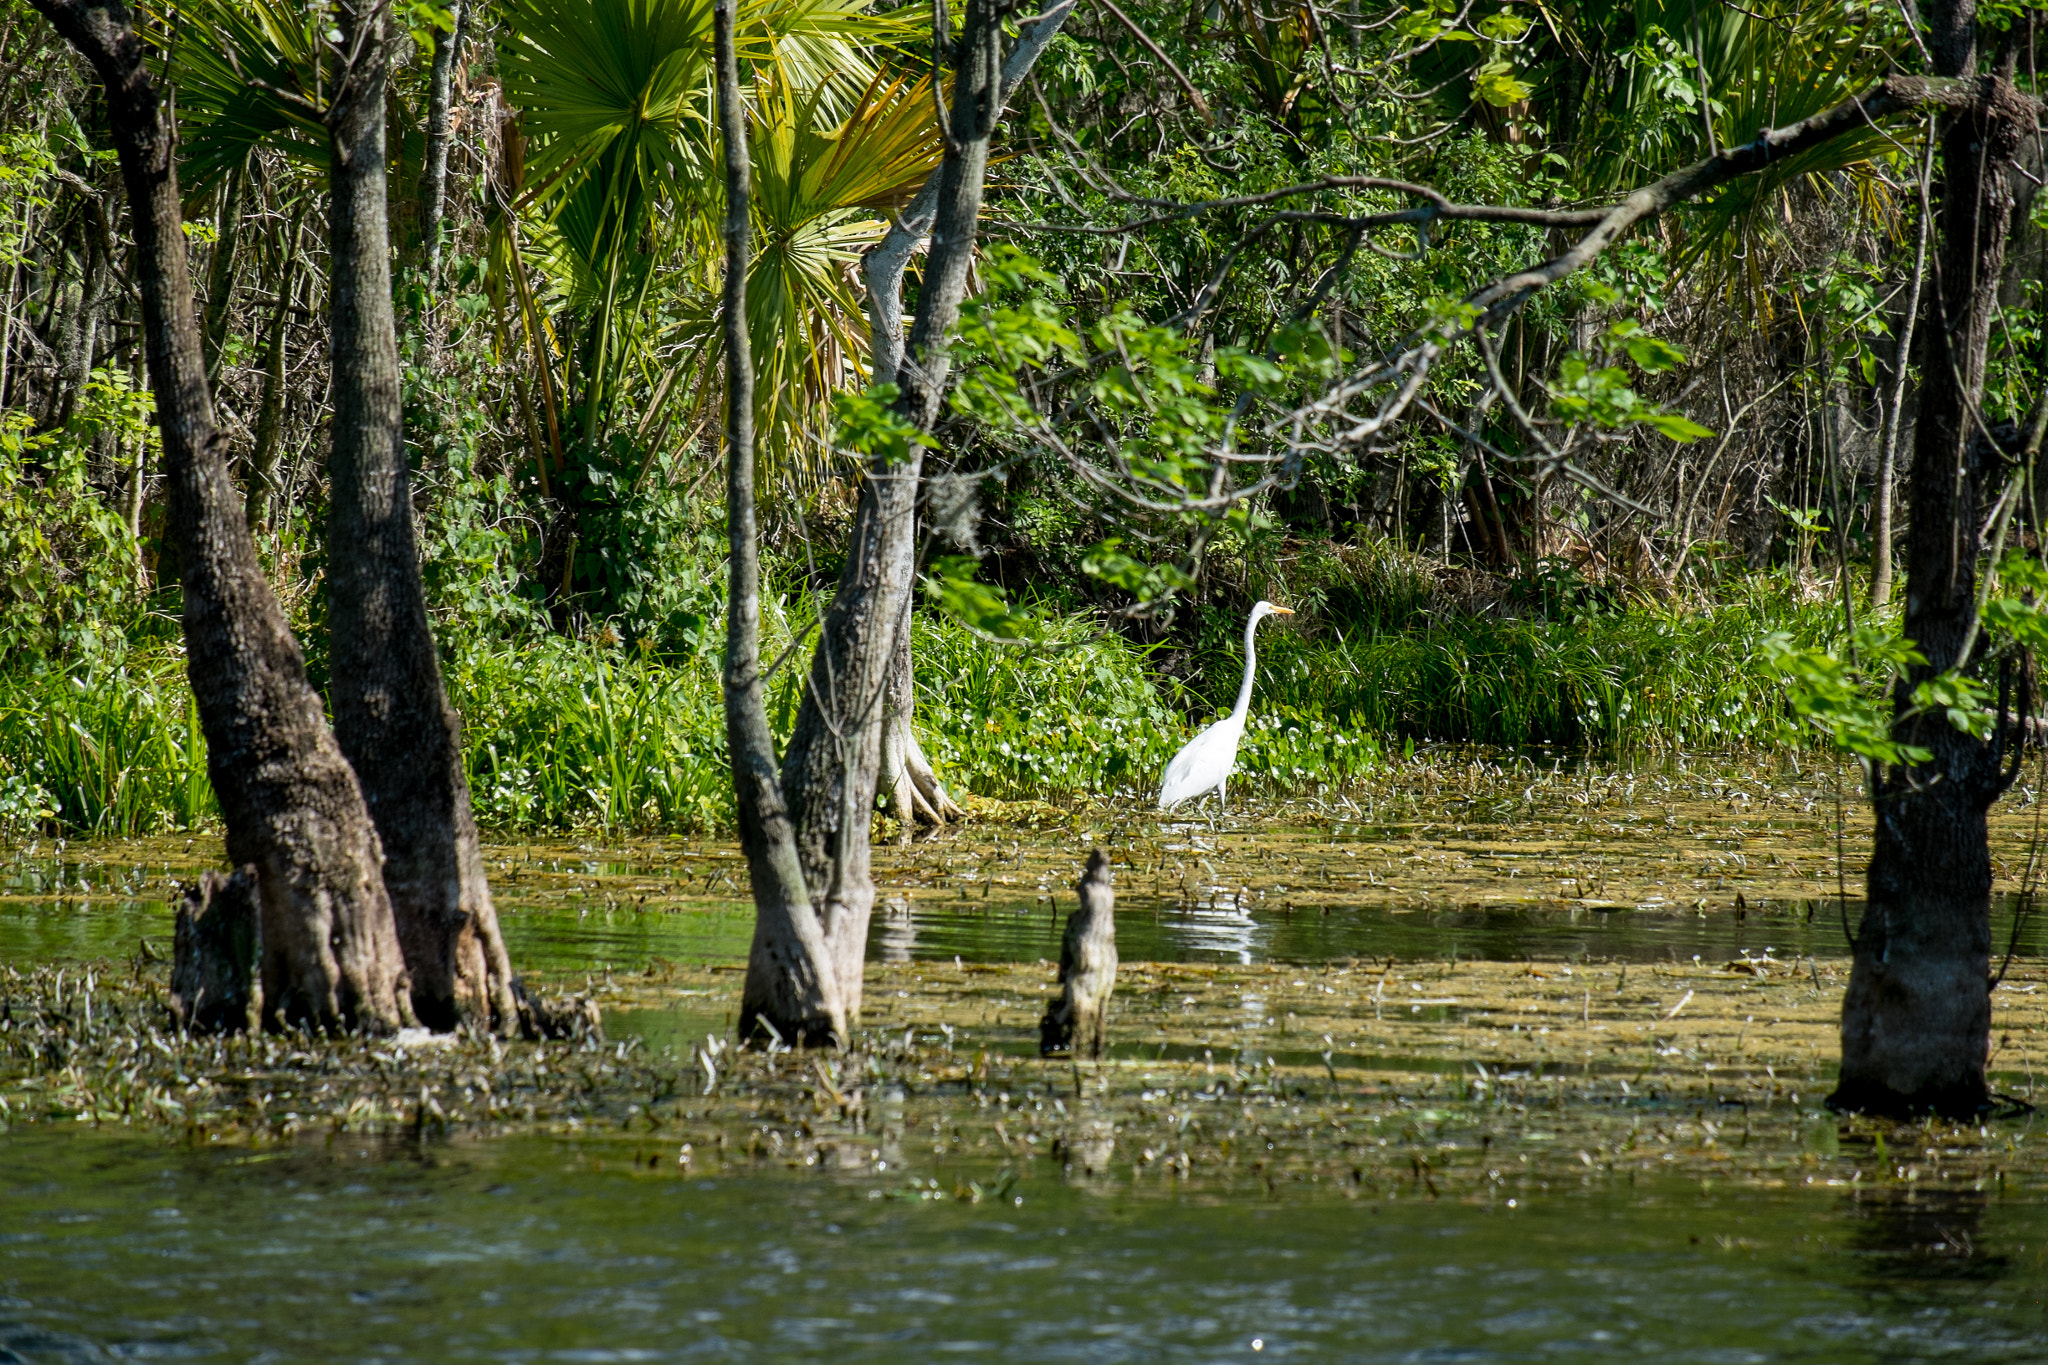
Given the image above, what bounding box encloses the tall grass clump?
[1224,540,1840,753]
[446,636,735,831]
[0,652,214,835]
[913,610,1182,800]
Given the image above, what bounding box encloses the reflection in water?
[11,862,2048,974]
[1851,1188,2002,1280]
[877,895,915,963]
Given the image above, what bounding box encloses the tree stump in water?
[1040,850,1117,1058]
[170,868,262,1033]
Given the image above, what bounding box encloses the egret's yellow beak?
[1271,606,1295,615]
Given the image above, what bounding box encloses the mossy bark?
[325,2,521,1035]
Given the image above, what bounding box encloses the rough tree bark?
[773,0,1006,1032]
[417,0,469,278]
[326,2,521,1034]
[1039,850,1117,1058]
[33,0,411,1034]
[879,633,962,828]
[717,0,846,1047]
[858,5,1072,831]
[1832,2,2031,1119]
[169,867,261,1033]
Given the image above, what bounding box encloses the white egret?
[1157,601,1293,815]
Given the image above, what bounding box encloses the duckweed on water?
[4,956,2047,1205]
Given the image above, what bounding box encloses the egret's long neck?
[1231,614,1261,719]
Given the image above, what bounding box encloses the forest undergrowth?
[0,538,1846,837]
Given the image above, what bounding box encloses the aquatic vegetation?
[4,953,2046,1200]
[1243,569,1846,753]
[0,653,211,836]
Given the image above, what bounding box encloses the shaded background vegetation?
[0,0,1971,836]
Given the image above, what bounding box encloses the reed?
[0,655,212,836]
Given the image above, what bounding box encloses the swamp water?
[7,755,2048,1361]
[3,1125,2047,1363]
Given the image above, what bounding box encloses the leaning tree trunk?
[1833,14,2030,1118]
[774,0,1009,1030]
[715,0,846,1048]
[33,0,411,1034]
[326,2,520,1034]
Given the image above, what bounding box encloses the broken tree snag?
[170,867,262,1033]
[1040,850,1118,1058]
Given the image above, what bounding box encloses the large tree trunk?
[731,0,1074,1041]
[773,0,1008,1030]
[34,0,412,1034]
[715,0,845,1048]
[326,2,520,1035]
[857,5,1072,831]
[1833,10,2029,1118]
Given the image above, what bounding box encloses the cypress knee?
[169,867,262,1033]
[1040,850,1117,1058]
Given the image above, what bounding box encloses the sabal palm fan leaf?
[496,0,930,466]
[755,0,921,120]
[161,0,330,196]
[694,69,947,479]
[1558,0,1905,308]
[498,0,723,218]
[1677,14,1908,270]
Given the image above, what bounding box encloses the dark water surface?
[1,1125,2045,1364]
[7,849,2047,974]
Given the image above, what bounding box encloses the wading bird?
[1157,601,1293,817]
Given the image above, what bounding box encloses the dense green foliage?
[1,0,1993,838]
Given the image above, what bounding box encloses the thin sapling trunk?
[717,0,845,1047]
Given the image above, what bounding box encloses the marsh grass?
[0,568,1840,837]
[0,655,212,836]
[1231,565,1842,752]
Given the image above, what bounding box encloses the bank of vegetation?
[0,0,1903,841]
[8,0,2044,1107]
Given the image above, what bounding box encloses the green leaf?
[1644,412,1715,442]
[921,555,1039,643]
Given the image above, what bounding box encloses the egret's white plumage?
[1157,601,1292,813]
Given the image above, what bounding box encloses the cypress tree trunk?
[715,0,845,1047]
[1833,4,2030,1118]
[774,0,1006,1027]
[737,0,1073,1041]
[326,1,520,1034]
[32,0,411,1034]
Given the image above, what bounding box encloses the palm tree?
[496,0,940,488]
